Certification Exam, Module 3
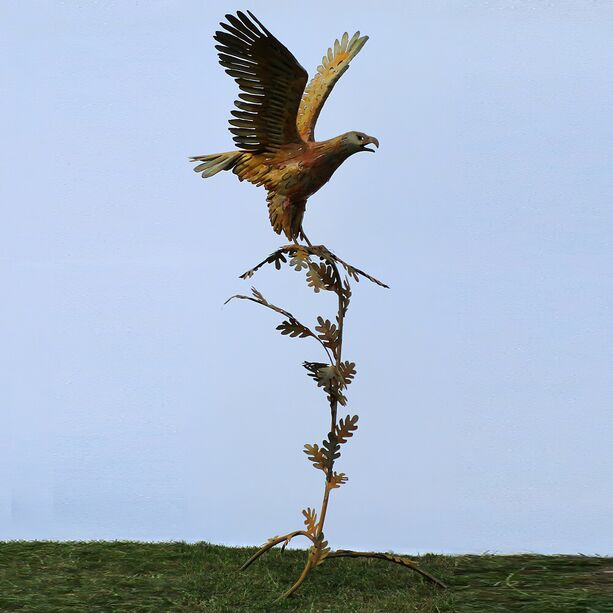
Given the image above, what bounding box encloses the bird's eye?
[357,134,364,141]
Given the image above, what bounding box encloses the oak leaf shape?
[329,472,348,489]
[304,443,327,472]
[338,361,357,386]
[302,507,318,536]
[289,247,310,272]
[315,316,339,354]
[306,262,336,293]
[276,319,313,338]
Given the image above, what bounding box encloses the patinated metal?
[191,10,378,242]
[192,10,446,601]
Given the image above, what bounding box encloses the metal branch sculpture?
[191,10,446,601]
[226,246,446,599]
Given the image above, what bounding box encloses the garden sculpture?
[191,10,446,601]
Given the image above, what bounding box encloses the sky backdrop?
[2,0,612,554]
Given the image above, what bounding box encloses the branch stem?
[234,243,446,600]
[315,254,345,541]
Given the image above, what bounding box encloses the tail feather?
[190,151,244,178]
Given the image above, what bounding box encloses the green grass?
[0,542,610,612]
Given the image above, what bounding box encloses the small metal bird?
[191,10,379,242]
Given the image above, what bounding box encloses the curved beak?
[361,135,380,153]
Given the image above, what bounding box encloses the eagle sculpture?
[191,10,379,242]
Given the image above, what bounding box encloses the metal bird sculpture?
[191,10,379,242]
[191,11,448,600]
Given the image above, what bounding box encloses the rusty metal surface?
[192,10,445,601]
[226,242,445,598]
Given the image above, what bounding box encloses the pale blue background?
[2,1,612,554]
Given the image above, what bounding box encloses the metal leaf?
[289,247,310,271]
[239,249,287,279]
[335,390,348,406]
[312,534,331,566]
[277,319,313,338]
[322,432,341,464]
[251,287,267,304]
[225,289,324,350]
[338,361,357,386]
[302,507,318,536]
[303,361,328,381]
[306,266,325,293]
[309,245,389,289]
[329,472,348,489]
[315,317,339,354]
[303,362,350,406]
[341,279,352,315]
[304,443,327,472]
[336,414,358,444]
[306,262,336,293]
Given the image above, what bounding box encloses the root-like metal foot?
[240,530,314,571]
[326,549,447,589]
[241,535,447,602]
[274,555,315,602]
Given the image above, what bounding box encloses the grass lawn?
[0,541,610,612]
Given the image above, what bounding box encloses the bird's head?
[341,131,380,154]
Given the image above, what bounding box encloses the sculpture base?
[241,530,448,601]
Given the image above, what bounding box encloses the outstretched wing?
[215,11,308,152]
[296,32,369,142]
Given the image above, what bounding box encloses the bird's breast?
[274,148,346,198]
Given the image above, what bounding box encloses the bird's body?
[191,11,378,241]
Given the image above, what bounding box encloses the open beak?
[361,136,380,153]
